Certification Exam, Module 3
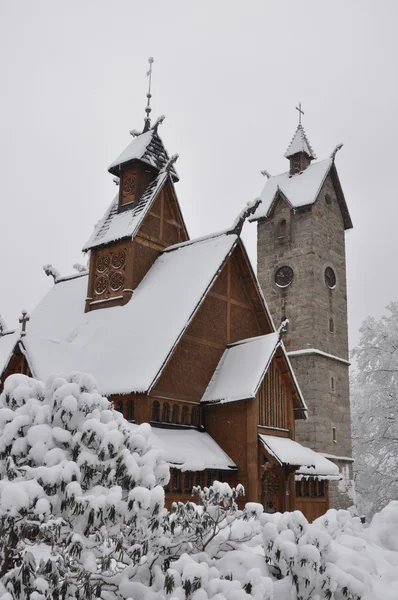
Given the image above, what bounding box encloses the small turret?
[284,103,316,175]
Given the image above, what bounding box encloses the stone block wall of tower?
[256,171,354,510]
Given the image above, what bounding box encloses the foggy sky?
[1,0,397,352]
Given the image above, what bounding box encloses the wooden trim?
[184,334,224,350]
[208,290,250,309]
[159,190,164,241]
[135,234,167,251]
[227,260,231,343]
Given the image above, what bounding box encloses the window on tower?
[278,219,287,239]
[329,318,335,333]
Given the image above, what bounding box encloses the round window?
[325,267,336,289]
[275,266,294,288]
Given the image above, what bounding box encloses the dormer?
[284,123,317,175]
[108,120,179,212]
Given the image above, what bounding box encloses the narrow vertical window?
[129,401,135,422]
[333,427,337,443]
[172,469,179,491]
[207,471,213,487]
[151,401,160,422]
[162,402,170,423]
[275,369,279,427]
[195,472,201,487]
[280,384,285,428]
[258,381,264,425]
[331,377,335,391]
[184,472,191,493]
[191,407,197,426]
[181,406,188,424]
[329,318,335,333]
[278,219,287,238]
[172,404,179,424]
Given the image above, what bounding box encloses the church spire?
[143,57,154,133]
[284,103,316,175]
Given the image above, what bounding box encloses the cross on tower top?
[295,102,304,125]
[143,57,154,132]
[19,310,30,337]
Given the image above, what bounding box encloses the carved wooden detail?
[92,244,128,301]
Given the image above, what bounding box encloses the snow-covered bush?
[0,373,169,598]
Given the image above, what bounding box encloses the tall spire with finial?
[284,102,316,175]
[143,57,154,132]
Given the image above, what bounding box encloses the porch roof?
[259,434,315,468]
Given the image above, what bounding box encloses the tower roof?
[108,126,179,180]
[284,124,317,160]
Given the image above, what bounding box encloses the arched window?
[190,407,197,426]
[151,401,160,422]
[128,401,135,422]
[184,472,191,493]
[278,219,287,238]
[172,404,179,424]
[329,318,335,333]
[181,406,188,425]
[162,402,170,423]
[172,469,179,491]
[195,472,201,487]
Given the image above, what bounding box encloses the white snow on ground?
[259,434,315,467]
[21,233,237,395]
[202,333,280,404]
[249,157,332,221]
[148,427,236,471]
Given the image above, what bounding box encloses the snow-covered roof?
[108,128,178,180]
[259,434,315,468]
[148,427,236,472]
[201,333,280,404]
[0,331,20,378]
[20,232,238,395]
[284,124,317,159]
[296,448,340,481]
[82,171,170,251]
[250,158,332,222]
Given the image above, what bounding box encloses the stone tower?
[250,120,355,510]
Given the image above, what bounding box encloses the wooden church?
[0,97,340,521]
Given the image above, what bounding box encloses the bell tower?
[250,109,355,510]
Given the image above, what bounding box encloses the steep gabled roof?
[18,232,239,395]
[82,170,174,251]
[202,332,280,404]
[0,331,20,379]
[284,124,317,159]
[108,128,178,181]
[249,158,353,229]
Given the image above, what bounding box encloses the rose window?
[110,271,124,292]
[96,254,110,273]
[111,250,126,269]
[94,275,107,295]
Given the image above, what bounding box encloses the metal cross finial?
[19,310,30,337]
[296,102,304,125]
[144,57,154,130]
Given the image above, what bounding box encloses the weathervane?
[295,102,304,125]
[144,57,154,131]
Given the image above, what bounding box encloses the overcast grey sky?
[1,0,397,350]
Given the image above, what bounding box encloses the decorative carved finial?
[19,310,30,337]
[261,169,272,179]
[152,114,165,133]
[164,153,179,173]
[113,177,120,186]
[330,143,344,160]
[0,315,6,337]
[278,318,289,340]
[73,263,88,274]
[296,102,304,125]
[230,198,262,236]
[143,57,154,132]
[43,264,60,282]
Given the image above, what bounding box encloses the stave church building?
[0,84,354,521]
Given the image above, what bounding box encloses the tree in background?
[351,301,398,518]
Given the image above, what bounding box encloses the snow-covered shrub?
[0,373,169,598]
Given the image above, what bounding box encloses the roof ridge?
[163,228,232,253]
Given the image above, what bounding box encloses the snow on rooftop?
[296,448,340,481]
[82,172,168,251]
[284,124,316,159]
[148,427,236,472]
[108,129,154,172]
[259,434,315,468]
[0,331,19,377]
[249,158,332,222]
[202,333,280,404]
[22,233,238,395]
